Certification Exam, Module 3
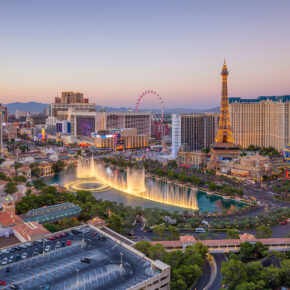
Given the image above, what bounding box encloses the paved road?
[193,260,211,290]
[208,254,226,290]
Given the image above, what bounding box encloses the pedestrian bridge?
[151,234,290,253]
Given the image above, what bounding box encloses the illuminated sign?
[286,169,290,180]
[41,128,45,141]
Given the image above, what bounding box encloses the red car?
[281,220,287,225]
[48,236,55,241]
[66,240,71,246]
[55,234,62,239]
[61,233,67,237]
[0,280,7,286]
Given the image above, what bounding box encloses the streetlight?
[76,268,79,286]
[42,239,46,257]
[120,252,123,269]
[81,230,85,248]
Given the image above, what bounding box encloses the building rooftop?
[229,95,290,104]
[0,211,23,228]
[0,235,20,248]
[14,222,50,242]
[22,203,81,224]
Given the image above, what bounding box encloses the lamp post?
[81,230,85,248]
[120,252,123,269]
[76,268,79,286]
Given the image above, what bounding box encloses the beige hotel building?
[229,96,290,151]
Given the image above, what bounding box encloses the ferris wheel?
[135,90,164,123]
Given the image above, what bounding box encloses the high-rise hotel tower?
[229,95,290,151]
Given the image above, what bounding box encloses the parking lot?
[0,226,159,289]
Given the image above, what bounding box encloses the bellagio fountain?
[65,156,199,210]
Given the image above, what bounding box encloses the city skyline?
[1,1,290,108]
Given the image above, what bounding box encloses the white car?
[21,253,27,260]
[1,258,8,265]
[1,249,10,254]
[45,246,51,252]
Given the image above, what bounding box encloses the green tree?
[245,261,263,282]
[14,162,22,170]
[135,241,153,257]
[260,265,281,288]
[52,160,65,173]
[167,225,180,240]
[31,167,40,177]
[164,250,184,269]
[153,224,167,240]
[149,243,166,260]
[33,179,46,189]
[221,260,248,290]
[0,171,7,180]
[107,214,123,233]
[227,229,240,239]
[167,160,177,169]
[280,259,290,287]
[172,264,202,289]
[253,242,268,258]
[239,242,254,261]
[13,175,27,183]
[235,281,266,290]
[5,181,18,194]
[255,225,272,238]
[167,169,176,180]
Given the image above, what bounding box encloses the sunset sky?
[0,0,289,109]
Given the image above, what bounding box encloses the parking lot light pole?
[81,231,85,248]
[120,252,123,269]
[43,240,45,257]
[76,268,79,286]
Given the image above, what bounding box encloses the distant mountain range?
[4,102,220,114]
[4,102,50,114]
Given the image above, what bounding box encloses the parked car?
[45,246,51,252]
[8,256,14,263]
[0,280,7,286]
[195,228,206,233]
[48,236,55,241]
[55,242,61,248]
[15,256,21,262]
[5,267,10,272]
[281,220,287,225]
[80,258,90,264]
[9,284,19,289]
[33,249,39,256]
[66,240,71,246]
[21,253,27,260]
[1,258,8,265]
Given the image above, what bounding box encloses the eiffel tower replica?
[208,61,240,168]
